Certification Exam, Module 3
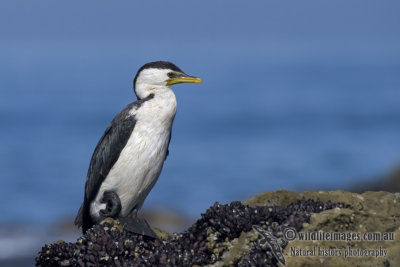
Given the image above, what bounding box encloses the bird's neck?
[135,84,169,100]
[136,85,177,121]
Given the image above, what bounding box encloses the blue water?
[1,2,400,265]
[0,1,400,231]
[1,42,399,228]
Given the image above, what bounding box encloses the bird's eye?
[167,72,174,78]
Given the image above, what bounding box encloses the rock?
[36,190,399,266]
[246,190,400,267]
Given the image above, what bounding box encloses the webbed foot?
[119,216,158,239]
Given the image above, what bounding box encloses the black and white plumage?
[75,61,201,234]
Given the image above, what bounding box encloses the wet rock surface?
[36,190,400,266]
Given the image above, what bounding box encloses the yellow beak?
[167,76,202,86]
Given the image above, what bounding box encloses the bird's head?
[133,61,202,99]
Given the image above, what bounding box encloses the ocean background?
[1,0,400,265]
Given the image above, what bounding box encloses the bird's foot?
[99,190,121,218]
[119,216,158,239]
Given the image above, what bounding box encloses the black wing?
[75,94,154,233]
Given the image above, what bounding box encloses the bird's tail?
[74,203,84,228]
[74,202,94,234]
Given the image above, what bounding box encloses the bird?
[74,61,201,237]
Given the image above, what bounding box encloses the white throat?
[134,84,177,120]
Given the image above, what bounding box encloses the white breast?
[90,89,177,221]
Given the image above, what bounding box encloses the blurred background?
[1,0,400,265]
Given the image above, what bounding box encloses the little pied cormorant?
[74,61,201,237]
